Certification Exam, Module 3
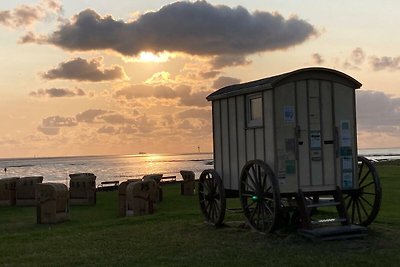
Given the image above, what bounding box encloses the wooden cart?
[198,67,381,239]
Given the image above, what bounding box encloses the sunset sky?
[1,0,399,158]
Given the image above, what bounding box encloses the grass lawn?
[0,162,399,266]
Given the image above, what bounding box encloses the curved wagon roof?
[207,67,362,101]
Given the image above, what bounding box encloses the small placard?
[285,160,296,175]
[310,131,321,149]
[342,171,353,189]
[340,120,351,147]
[284,106,295,123]
[342,157,353,171]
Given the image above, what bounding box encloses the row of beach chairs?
[0,170,196,224]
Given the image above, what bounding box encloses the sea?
[0,148,399,186]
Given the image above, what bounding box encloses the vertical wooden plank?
[321,81,335,186]
[213,101,222,177]
[228,97,238,191]
[274,83,297,193]
[246,128,255,161]
[236,95,247,182]
[308,80,323,186]
[263,90,275,168]
[220,99,230,188]
[334,83,357,189]
[296,80,310,187]
[255,128,264,160]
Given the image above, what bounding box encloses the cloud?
[199,70,221,79]
[369,56,400,71]
[41,115,77,127]
[31,2,317,56]
[210,55,252,69]
[99,114,135,125]
[176,108,211,120]
[37,125,59,135]
[115,84,177,99]
[212,76,241,89]
[29,87,85,97]
[176,85,212,107]
[76,109,109,123]
[351,47,365,65]
[356,90,400,133]
[38,114,77,135]
[311,53,324,64]
[0,0,62,28]
[97,126,116,134]
[115,84,211,107]
[41,57,127,81]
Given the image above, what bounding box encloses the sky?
[0,0,399,158]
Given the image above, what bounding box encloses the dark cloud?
[99,114,135,125]
[97,126,116,134]
[135,115,156,134]
[41,115,77,127]
[76,109,109,123]
[114,84,177,99]
[311,53,324,64]
[41,57,127,81]
[29,87,85,97]
[37,125,59,135]
[176,85,212,107]
[115,84,211,107]
[0,0,62,28]
[38,114,77,135]
[199,70,221,79]
[351,47,365,65]
[31,2,316,56]
[370,56,400,71]
[357,90,400,133]
[212,76,241,89]
[210,55,251,69]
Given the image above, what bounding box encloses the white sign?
[340,120,351,147]
[310,131,321,149]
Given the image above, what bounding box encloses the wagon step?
[307,201,341,208]
[311,218,347,225]
[298,225,368,240]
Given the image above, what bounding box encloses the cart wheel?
[198,169,226,227]
[344,156,382,226]
[239,160,281,233]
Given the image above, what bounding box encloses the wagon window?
[247,94,263,128]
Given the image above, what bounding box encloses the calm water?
[0,148,398,186]
[0,153,213,186]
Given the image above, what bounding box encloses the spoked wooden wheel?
[239,160,281,233]
[344,156,382,226]
[198,169,226,227]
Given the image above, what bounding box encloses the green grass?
[1,164,399,266]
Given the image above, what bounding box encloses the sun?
[135,51,172,63]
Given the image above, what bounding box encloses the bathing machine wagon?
[199,67,382,239]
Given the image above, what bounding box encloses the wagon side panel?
[296,80,311,188]
[263,90,275,168]
[220,99,231,189]
[273,83,298,193]
[228,97,239,191]
[320,81,336,186]
[212,100,223,180]
[333,83,358,190]
[236,95,247,190]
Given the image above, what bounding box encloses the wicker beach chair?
[36,183,69,224]
[16,176,43,206]
[180,170,195,196]
[69,173,96,205]
[125,179,157,216]
[0,177,19,206]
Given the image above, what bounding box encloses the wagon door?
[296,80,337,191]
